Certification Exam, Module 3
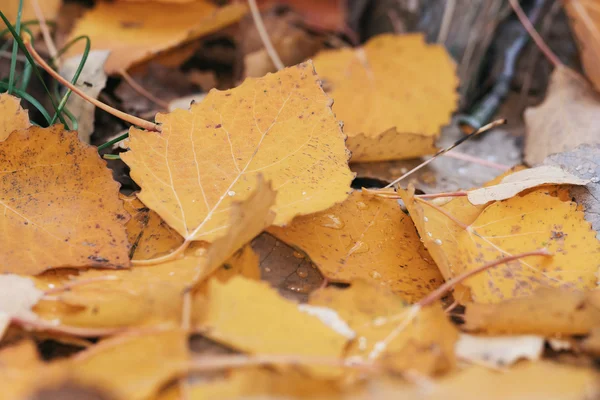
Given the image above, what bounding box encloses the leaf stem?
[7,0,24,95]
[415,197,469,230]
[416,191,468,199]
[417,249,552,307]
[22,35,161,132]
[248,0,284,71]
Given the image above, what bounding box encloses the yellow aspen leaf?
[66,329,188,400]
[121,194,184,260]
[564,2,600,92]
[212,244,260,283]
[456,191,600,303]
[268,191,442,302]
[310,281,458,376]
[0,126,130,274]
[66,1,247,73]
[122,62,353,244]
[312,33,458,162]
[195,276,348,377]
[463,287,600,335]
[0,93,29,141]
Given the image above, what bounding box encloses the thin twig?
[384,119,506,189]
[507,0,561,67]
[247,0,284,71]
[437,0,456,44]
[417,249,551,307]
[22,35,161,132]
[119,69,170,110]
[416,191,468,199]
[443,151,510,170]
[30,0,59,65]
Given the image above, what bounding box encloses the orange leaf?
[310,281,458,376]
[269,191,442,302]
[312,34,458,162]
[195,276,349,377]
[65,1,247,73]
[0,93,29,141]
[463,287,600,335]
[122,62,353,245]
[0,126,130,274]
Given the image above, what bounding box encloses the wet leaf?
[310,281,458,375]
[463,287,600,335]
[122,62,353,243]
[65,1,247,73]
[0,126,130,274]
[195,276,349,377]
[269,191,442,302]
[312,33,458,162]
[0,93,29,141]
[467,165,588,205]
[524,67,600,165]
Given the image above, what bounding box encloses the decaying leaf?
[0,93,29,141]
[455,334,544,367]
[269,191,442,302]
[121,194,184,261]
[467,165,589,205]
[524,67,600,165]
[463,287,600,335]
[0,274,44,338]
[544,144,600,239]
[564,0,600,92]
[195,276,348,377]
[310,281,458,375]
[59,50,110,144]
[122,62,353,243]
[0,126,130,274]
[312,33,458,162]
[65,1,247,73]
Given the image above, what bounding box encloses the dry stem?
[248,0,284,70]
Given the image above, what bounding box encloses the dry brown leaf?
[195,276,349,377]
[463,287,600,335]
[122,62,353,245]
[0,275,44,338]
[564,0,600,92]
[121,194,184,260]
[269,191,442,302]
[65,1,247,73]
[312,33,458,162]
[467,165,589,205]
[310,281,458,376]
[0,126,130,274]
[524,67,600,165]
[0,93,29,141]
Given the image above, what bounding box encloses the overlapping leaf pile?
[1,1,600,399]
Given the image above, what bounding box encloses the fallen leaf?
[256,0,346,32]
[67,329,188,400]
[455,334,544,367]
[544,144,600,239]
[312,33,458,162]
[564,0,600,92]
[0,125,130,274]
[65,1,247,73]
[269,191,442,302]
[0,275,44,338]
[467,165,589,205]
[195,276,348,377]
[121,194,184,260]
[463,287,600,335]
[524,67,600,165]
[1,0,61,36]
[0,93,30,141]
[310,281,458,376]
[122,62,353,244]
[212,244,260,283]
[59,50,110,144]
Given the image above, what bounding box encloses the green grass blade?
[0,81,51,123]
[97,132,129,151]
[7,0,24,94]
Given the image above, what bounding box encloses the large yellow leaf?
[195,276,349,377]
[0,93,29,141]
[310,281,458,376]
[122,62,353,244]
[312,34,458,162]
[0,126,130,274]
[269,191,442,302]
[65,1,247,73]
